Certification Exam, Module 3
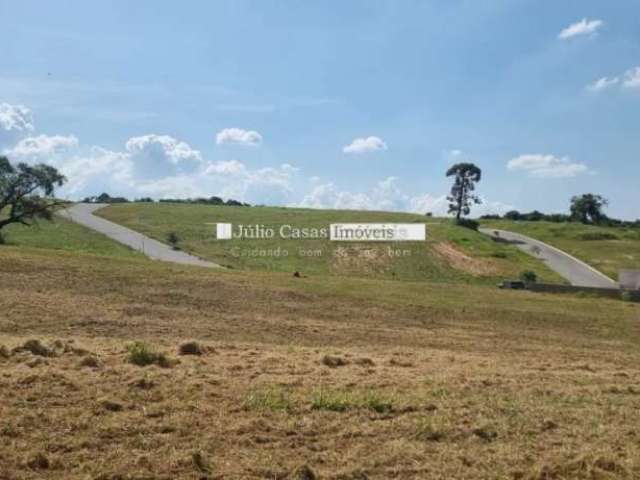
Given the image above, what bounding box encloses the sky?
[0,0,638,219]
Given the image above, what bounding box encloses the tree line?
[445,162,637,229]
[82,192,250,207]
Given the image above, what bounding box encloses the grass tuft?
[178,341,206,356]
[14,339,54,357]
[126,341,173,368]
[321,355,348,368]
[244,386,292,412]
[415,416,448,442]
[311,388,394,413]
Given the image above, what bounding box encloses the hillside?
[0,214,141,259]
[96,203,564,284]
[2,246,640,478]
[481,220,640,280]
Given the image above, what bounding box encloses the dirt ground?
[1,248,640,479]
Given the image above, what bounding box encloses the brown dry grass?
[1,247,640,479]
[432,242,499,276]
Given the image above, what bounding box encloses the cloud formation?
[623,67,640,89]
[587,66,640,92]
[0,103,34,146]
[586,76,619,92]
[297,176,512,217]
[125,134,203,179]
[343,136,387,154]
[558,18,603,40]
[215,128,262,146]
[7,134,79,158]
[507,154,590,178]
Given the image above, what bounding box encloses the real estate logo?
[214,222,426,241]
[216,223,233,240]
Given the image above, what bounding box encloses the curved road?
[58,203,222,269]
[480,228,616,288]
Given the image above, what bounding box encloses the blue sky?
[0,0,638,218]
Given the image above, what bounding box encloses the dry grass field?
[2,246,640,479]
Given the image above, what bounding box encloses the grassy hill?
[2,246,640,478]
[0,215,141,259]
[3,208,640,477]
[96,203,563,284]
[481,219,640,280]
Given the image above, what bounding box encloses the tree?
[570,194,608,224]
[503,210,522,221]
[520,270,537,283]
[0,156,66,235]
[166,232,180,250]
[446,162,482,221]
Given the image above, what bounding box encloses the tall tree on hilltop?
[446,162,482,221]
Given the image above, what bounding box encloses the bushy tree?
[446,163,482,221]
[0,156,66,234]
[520,270,537,283]
[167,232,180,250]
[570,194,608,224]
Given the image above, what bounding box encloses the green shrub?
[520,270,537,283]
[127,341,172,367]
[311,389,352,412]
[361,391,394,413]
[621,291,634,302]
[166,232,180,250]
[455,218,479,231]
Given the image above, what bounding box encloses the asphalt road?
[58,203,222,269]
[480,228,616,288]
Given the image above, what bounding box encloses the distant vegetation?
[481,194,639,228]
[82,192,250,207]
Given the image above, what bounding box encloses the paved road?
[58,203,222,269]
[480,228,616,288]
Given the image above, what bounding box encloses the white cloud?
[215,128,262,146]
[296,177,512,217]
[57,147,132,197]
[586,76,619,92]
[622,67,640,89]
[6,134,79,158]
[0,103,34,146]
[586,66,640,92]
[297,177,406,211]
[204,159,246,175]
[343,136,387,154]
[507,154,590,178]
[558,18,603,40]
[199,160,297,204]
[125,134,203,179]
[410,194,514,217]
[409,193,450,216]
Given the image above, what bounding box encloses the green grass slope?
[481,220,640,280]
[97,203,563,284]
[0,216,141,259]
